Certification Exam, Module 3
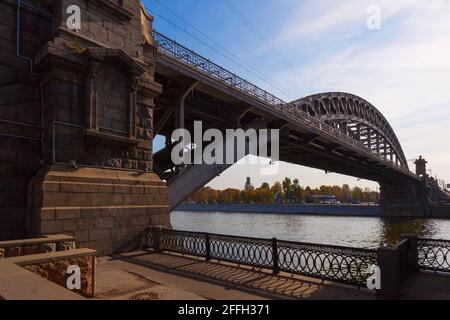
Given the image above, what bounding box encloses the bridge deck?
[153,31,417,181]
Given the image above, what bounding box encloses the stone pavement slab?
[95,251,376,300]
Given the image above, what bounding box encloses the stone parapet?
[0,247,95,299]
[0,234,75,258]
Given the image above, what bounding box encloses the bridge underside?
[152,63,427,216]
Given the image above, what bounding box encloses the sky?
[144,0,450,191]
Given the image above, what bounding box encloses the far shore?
[175,203,450,218]
[176,203,382,217]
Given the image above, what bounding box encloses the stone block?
[89,229,110,241]
[81,208,99,219]
[56,208,82,220]
[0,150,16,163]
[62,219,79,232]
[24,254,95,298]
[42,182,60,192]
[41,192,87,207]
[130,186,145,194]
[40,209,56,221]
[60,183,98,193]
[5,246,21,258]
[22,245,40,255]
[134,215,150,227]
[95,217,114,229]
[89,21,108,42]
[94,240,113,256]
[151,214,171,227]
[108,30,125,48]
[78,219,95,231]
[142,194,155,205]
[40,243,56,253]
[97,184,114,193]
[40,220,63,234]
[74,230,89,242]
[78,241,95,250]
[113,184,130,194]
[110,226,135,242]
[123,194,142,205]
[86,193,123,206]
[57,241,76,251]
[98,207,117,218]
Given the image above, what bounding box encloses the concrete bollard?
[153,227,164,253]
[272,238,279,275]
[400,234,419,272]
[377,245,401,299]
[205,233,211,261]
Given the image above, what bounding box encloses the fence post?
[272,237,279,275]
[205,233,211,261]
[377,245,401,299]
[400,234,419,272]
[153,227,164,253]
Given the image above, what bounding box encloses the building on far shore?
[244,177,254,191]
[306,195,338,204]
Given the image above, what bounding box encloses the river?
[171,210,450,249]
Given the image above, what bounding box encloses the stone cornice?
[89,0,134,21]
[85,47,146,75]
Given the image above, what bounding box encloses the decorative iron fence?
[144,228,377,287]
[417,238,450,273]
[276,240,377,286]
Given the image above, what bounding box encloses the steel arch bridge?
[290,93,408,169]
[151,31,429,215]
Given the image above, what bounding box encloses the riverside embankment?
[176,203,450,218]
[176,203,382,216]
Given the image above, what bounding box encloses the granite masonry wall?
[0,0,171,254]
[0,0,52,240]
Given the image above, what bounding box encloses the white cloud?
[210,0,450,188]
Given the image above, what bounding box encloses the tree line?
[187,178,380,204]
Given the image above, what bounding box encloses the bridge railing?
[417,238,450,273]
[153,31,285,107]
[153,31,414,177]
[144,227,378,287]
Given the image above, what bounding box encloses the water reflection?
[379,217,438,246]
[172,211,450,249]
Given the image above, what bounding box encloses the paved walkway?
[95,251,376,300]
[401,272,450,299]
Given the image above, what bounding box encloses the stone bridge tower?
[0,0,170,255]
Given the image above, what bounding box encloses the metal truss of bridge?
[151,31,432,215]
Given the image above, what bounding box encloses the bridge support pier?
[0,1,174,254]
[28,166,171,256]
[380,179,430,217]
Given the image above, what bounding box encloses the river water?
[171,210,450,249]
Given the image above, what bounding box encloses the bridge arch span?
[290,92,408,169]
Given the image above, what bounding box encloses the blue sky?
[144,0,450,190]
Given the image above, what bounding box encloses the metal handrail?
[145,227,377,287]
[417,238,450,273]
[153,31,415,177]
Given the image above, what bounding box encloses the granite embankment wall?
[176,203,450,218]
[176,203,382,217]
